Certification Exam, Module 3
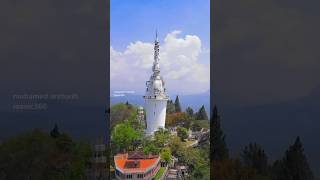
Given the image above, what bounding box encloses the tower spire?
[153,30,160,73]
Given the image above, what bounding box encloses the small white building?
[136,106,146,128]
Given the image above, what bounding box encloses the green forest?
[0,126,91,180]
[110,96,210,179]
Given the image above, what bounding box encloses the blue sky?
[110,0,210,95]
[111,0,210,51]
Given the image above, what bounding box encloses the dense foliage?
[0,129,91,180]
[211,106,229,161]
[242,143,268,175]
[165,112,192,128]
[168,135,210,179]
[110,101,210,179]
[166,100,176,113]
[154,128,170,147]
[195,105,209,120]
[185,106,194,117]
[141,136,159,155]
[111,121,143,152]
[110,103,137,128]
[160,147,171,163]
[176,127,189,141]
[271,137,314,180]
[174,95,182,112]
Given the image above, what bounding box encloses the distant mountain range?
[110,91,210,115]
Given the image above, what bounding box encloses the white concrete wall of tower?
[145,99,167,135]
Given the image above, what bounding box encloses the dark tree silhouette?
[174,95,182,112]
[271,160,287,180]
[283,136,314,180]
[272,136,314,180]
[196,105,208,120]
[166,100,175,113]
[185,106,194,117]
[241,143,268,175]
[211,105,228,161]
[0,129,91,179]
[50,123,60,138]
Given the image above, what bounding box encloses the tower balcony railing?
[143,94,169,100]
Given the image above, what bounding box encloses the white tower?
[143,32,169,135]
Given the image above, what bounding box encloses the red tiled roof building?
[114,152,161,180]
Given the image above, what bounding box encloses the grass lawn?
[153,167,166,180]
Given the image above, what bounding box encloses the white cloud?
[110,30,210,95]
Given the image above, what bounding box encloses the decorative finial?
[153,29,160,73]
[155,29,158,42]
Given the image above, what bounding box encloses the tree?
[211,105,229,161]
[154,128,170,148]
[174,95,182,112]
[191,163,210,180]
[195,105,208,120]
[183,148,205,168]
[110,103,136,128]
[185,107,194,117]
[125,101,133,109]
[160,147,171,163]
[166,100,175,113]
[271,160,287,180]
[191,122,202,131]
[166,112,192,128]
[177,127,189,141]
[273,136,314,180]
[111,122,142,152]
[241,143,268,175]
[212,159,268,180]
[56,133,73,153]
[168,136,184,156]
[178,147,208,178]
[50,123,60,138]
[0,129,91,180]
[142,137,159,155]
